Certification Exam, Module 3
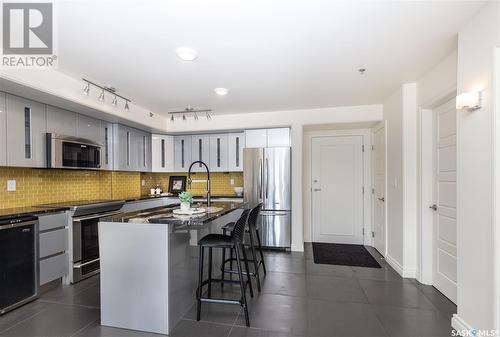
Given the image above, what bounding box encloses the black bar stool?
[196,209,252,327]
[221,203,267,292]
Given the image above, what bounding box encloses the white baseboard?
[291,243,304,252]
[385,254,404,276]
[385,255,416,278]
[451,314,472,333]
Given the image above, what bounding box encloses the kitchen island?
[98,201,245,335]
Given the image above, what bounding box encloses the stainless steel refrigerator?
[243,147,291,248]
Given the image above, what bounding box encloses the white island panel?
[99,222,170,335]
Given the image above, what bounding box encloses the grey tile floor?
[0,244,456,337]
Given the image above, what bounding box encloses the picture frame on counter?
[168,176,187,194]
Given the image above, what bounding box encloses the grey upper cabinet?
[152,134,174,172]
[101,122,114,170]
[113,124,151,172]
[6,94,46,168]
[227,132,245,172]
[191,135,210,172]
[209,134,228,172]
[134,130,152,172]
[113,124,133,171]
[174,135,192,172]
[46,106,77,135]
[77,114,102,141]
[0,93,6,166]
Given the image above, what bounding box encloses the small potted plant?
[179,192,193,211]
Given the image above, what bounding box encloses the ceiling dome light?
[214,87,229,96]
[175,47,198,61]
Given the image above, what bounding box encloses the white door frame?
[371,121,387,256]
[417,87,456,285]
[307,129,373,246]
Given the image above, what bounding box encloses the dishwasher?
[0,215,39,315]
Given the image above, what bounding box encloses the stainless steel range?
[40,200,125,283]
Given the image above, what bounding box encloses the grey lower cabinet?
[0,92,6,166]
[6,94,47,168]
[113,124,151,172]
[174,135,192,172]
[209,134,228,172]
[38,212,70,286]
[46,105,78,135]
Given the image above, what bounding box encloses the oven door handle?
[74,258,100,269]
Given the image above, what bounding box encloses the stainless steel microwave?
[46,133,103,169]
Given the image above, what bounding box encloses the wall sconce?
[456,91,482,112]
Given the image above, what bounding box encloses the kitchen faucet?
[187,161,211,207]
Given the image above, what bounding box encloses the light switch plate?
[7,179,16,192]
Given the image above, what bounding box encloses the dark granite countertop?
[0,206,70,222]
[124,195,243,202]
[101,201,245,227]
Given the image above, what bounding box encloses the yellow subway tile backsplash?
[140,172,243,197]
[0,167,142,209]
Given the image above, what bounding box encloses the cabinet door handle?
[235,137,240,167]
[217,138,221,167]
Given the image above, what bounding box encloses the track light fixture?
[82,79,131,112]
[168,106,212,122]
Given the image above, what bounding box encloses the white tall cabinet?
[0,93,6,166]
[6,94,47,168]
[152,134,174,172]
[245,128,291,148]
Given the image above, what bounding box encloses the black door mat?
[312,242,382,268]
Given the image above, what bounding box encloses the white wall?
[165,105,383,251]
[453,1,499,331]
[383,83,418,277]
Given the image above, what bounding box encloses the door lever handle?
[429,204,437,211]
[377,197,385,202]
[313,188,321,192]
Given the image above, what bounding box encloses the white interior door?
[432,98,457,304]
[311,136,364,244]
[373,127,386,255]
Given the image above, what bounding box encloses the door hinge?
[362,145,365,152]
[372,145,375,151]
[362,186,365,194]
[372,188,375,194]
[372,231,375,238]
[363,228,365,235]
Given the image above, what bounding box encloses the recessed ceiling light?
[176,47,198,61]
[214,87,229,96]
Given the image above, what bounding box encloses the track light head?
[124,101,130,111]
[182,114,187,121]
[194,112,199,120]
[98,89,105,102]
[206,112,212,120]
[170,115,174,122]
[83,83,90,96]
[112,96,117,106]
